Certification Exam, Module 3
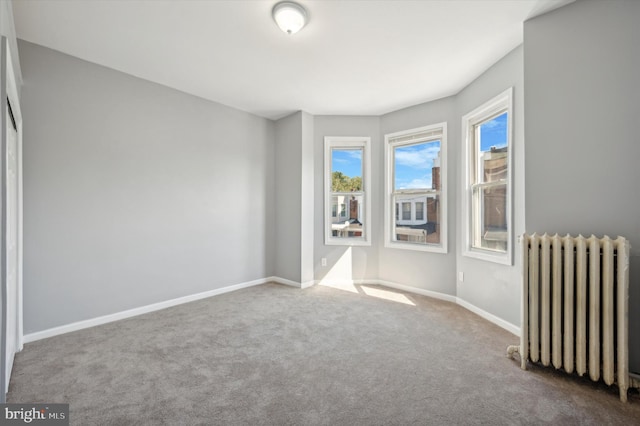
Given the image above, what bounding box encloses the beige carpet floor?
[8,282,640,425]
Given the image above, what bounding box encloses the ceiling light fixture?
[272,1,307,35]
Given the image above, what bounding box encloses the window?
[415,202,424,221]
[462,88,513,264]
[384,123,447,253]
[324,137,371,246]
[339,203,346,218]
[402,202,411,221]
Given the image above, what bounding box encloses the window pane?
[332,148,363,192]
[390,138,442,247]
[402,202,411,220]
[330,147,364,239]
[476,112,508,184]
[393,194,439,245]
[472,183,507,251]
[415,202,424,221]
[330,194,365,238]
[394,141,441,191]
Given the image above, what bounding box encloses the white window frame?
[324,136,371,246]
[384,122,447,253]
[462,87,513,265]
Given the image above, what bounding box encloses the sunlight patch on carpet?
[360,285,416,306]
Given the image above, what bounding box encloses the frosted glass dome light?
[272,1,308,35]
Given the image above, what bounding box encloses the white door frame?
[0,35,23,400]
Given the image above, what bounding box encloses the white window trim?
[324,136,371,246]
[384,122,447,253]
[462,87,513,265]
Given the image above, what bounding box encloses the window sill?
[462,248,512,265]
[384,240,447,254]
[325,238,371,247]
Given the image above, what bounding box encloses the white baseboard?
[23,277,270,344]
[361,279,519,336]
[455,298,520,336]
[300,280,316,289]
[269,276,302,288]
[268,276,316,289]
[375,280,458,304]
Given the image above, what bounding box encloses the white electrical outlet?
[458,272,464,282]
[321,258,327,266]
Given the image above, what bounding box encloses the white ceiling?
[12,0,573,120]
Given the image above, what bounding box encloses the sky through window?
[394,140,440,190]
[479,112,508,152]
[332,149,362,178]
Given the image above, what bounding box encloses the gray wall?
[455,45,525,327]
[274,111,314,285]
[313,116,380,284]
[524,0,640,372]
[378,99,457,295]
[19,40,275,333]
[274,113,302,283]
